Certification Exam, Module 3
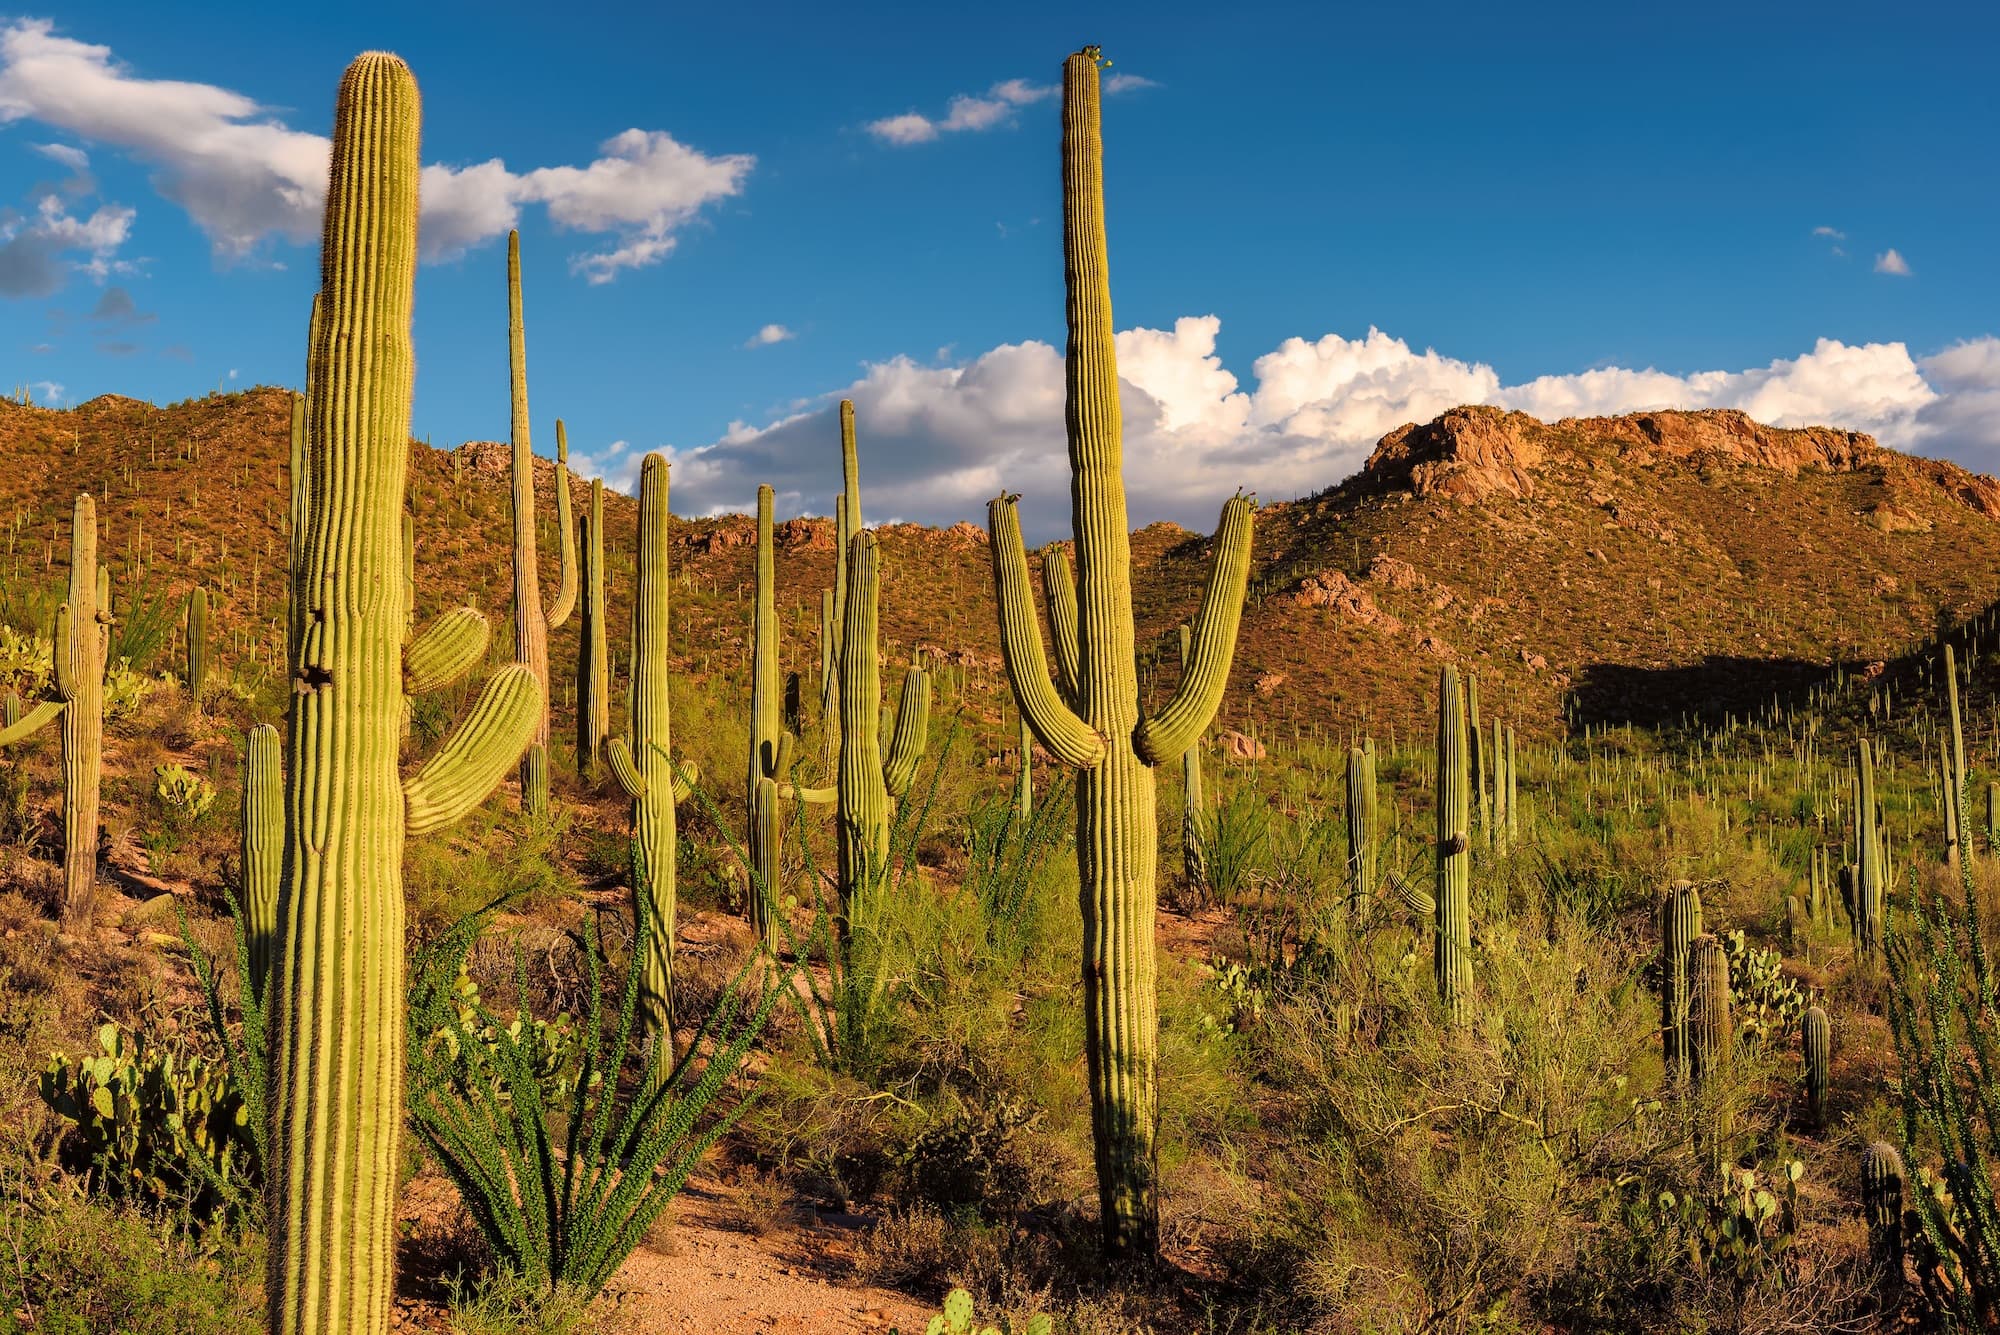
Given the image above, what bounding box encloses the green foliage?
[406,877,781,1307]
[0,622,52,695]
[153,761,216,826]
[37,1022,258,1228]
[897,1287,1053,1335]
[1655,1159,1805,1318]
[1200,782,1269,905]
[1721,929,1807,1045]
[103,656,153,720]
[897,1098,1042,1221]
[107,574,176,673]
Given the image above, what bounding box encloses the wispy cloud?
[1811,225,1845,240]
[867,70,1152,146]
[1875,248,1913,276]
[0,18,753,284]
[744,323,795,348]
[28,378,62,404]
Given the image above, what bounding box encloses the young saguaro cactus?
[1688,930,1732,1088]
[1346,743,1375,899]
[0,492,108,920]
[1856,740,1884,958]
[1435,666,1472,1022]
[241,723,282,1005]
[186,585,209,702]
[605,454,698,1058]
[268,54,543,1335]
[1861,1140,1906,1291]
[503,232,579,817]
[1660,881,1704,1083]
[1801,1003,1830,1128]
[983,47,1255,1258]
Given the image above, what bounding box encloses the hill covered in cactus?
[4,386,1999,749]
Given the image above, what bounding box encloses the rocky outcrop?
[1365,407,1542,502]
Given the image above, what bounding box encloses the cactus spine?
[982,47,1255,1259]
[1346,743,1376,898]
[606,454,695,1057]
[1435,666,1472,1022]
[0,493,109,919]
[1178,623,1208,895]
[242,723,282,1004]
[503,233,577,816]
[1688,931,1732,1088]
[186,585,208,702]
[576,478,609,778]
[1660,881,1703,1084]
[270,56,541,1335]
[1801,1003,1830,1128]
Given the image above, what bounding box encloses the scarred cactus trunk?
[270,56,541,1335]
[1435,666,1471,1022]
[982,48,1254,1258]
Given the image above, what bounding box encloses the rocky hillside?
[4,389,1999,755]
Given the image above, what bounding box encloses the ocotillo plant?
[268,54,543,1335]
[1178,623,1208,895]
[576,478,609,779]
[835,531,929,932]
[605,453,698,1058]
[982,46,1254,1260]
[503,233,578,817]
[1856,740,1884,958]
[241,723,281,1005]
[1346,743,1375,899]
[0,492,107,920]
[1435,666,1472,1022]
[1660,881,1703,1084]
[1688,930,1732,1089]
[1801,1003,1830,1128]
[186,585,208,702]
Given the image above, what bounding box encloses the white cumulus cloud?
[0,18,751,278]
[745,323,795,348]
[634,318,2000,540]
[1875,248,1912,276]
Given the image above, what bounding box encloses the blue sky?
[3,2,1997,535]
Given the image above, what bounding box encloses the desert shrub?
[897,1098,1044,1221]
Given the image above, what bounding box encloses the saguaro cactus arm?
[1043,545,1081,702]
[881,665,931,799]
[0,699,63,746]
[1132,493,1254,766]
[605,739,699,805]
[404,665,543,836]
[987,495,1105,768]
[404,606,491,695]
[546,421,578,629]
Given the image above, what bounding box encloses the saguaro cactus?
[1346,743,1375,898]
[1435,666,1472,1022]
[1861,1140,1906,1290]
[605,454,697,1056]
[1468,671,1487,843]
[576,478,609,779]
[1659,881,1704,1083]
[1945,643,1968,863]
[748,484,784,943]
[0,493,108,920]
[268,55,542,1335]
[504,232,578,816]
[186,585,209,702]
[1801,1003,1830,1128]
[1015,711,1034,823]
[1178,623,1208,895]
[1688,931,1732,1088]
[1856,740,1884,958]
[835,531,929,928]
[241,723,282,1004]
[983,46,1255,1257]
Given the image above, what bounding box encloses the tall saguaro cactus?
[605,454,697,1057]
[504,232,578,816]
[1856,739,1884,958]
[1659,881,1703,1084]
[983,47,1254,1258]
[748,484,784,943]
[0,493,108,920]
[836,531,930,929]
[1945,643,1968,864]
[1435,666,1472,1022]
[269,55,542,1335]
[186,585,209,702]
[576,478,610,779]
[1178,623,1208,894]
